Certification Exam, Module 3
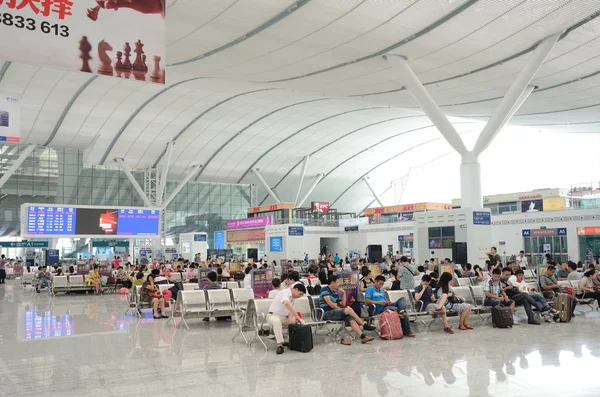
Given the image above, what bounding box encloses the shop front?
[576,227,600,264]
[226,229,266,262]
[522,228,568,265]
[365,202,453,224]
[397,234,414,256]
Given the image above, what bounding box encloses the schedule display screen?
[25,206,160,236]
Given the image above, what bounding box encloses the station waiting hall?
[2,1,600,396]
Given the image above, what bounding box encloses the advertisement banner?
[46,249,60,265]
[0,94,20,142]
[214,231,225,249]
[333,271,359,306]
[229,261,241,273]
[0,1,166,83]
[269,236,283,252]
[197,267,211,289]
[251,269,273,298]
[226,229,265,244]
[227,216,272,230]
[13,261,23,276]
[543,198,566,211]
[577,227,600,236]
[311,202,330,213]
[521,199,543,213]
[368,264,381,278]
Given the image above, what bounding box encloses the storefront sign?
[227,216,272,230]
[311,202,330,213]
[288,226,304,236]
[0,94,20,142]
[251,269,273,298]
[521,199,544,213]
[522,228,567,237]
[577,227,600,235]
[345,226,359,232]
[364,202,452,216]
[247,202,294,214]
[397,235,414,241]
[0,241,48,247]
[92,240,129,247]
[473,211,491,225]
[519,194,543,200]
[226,229,265,244]
[0,1,166,84]
[194,234,207,242]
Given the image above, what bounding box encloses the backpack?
[169,282,184,302]
[378,310,403,340]
[306,279,321,295]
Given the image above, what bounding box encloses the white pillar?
[460,154,482,209]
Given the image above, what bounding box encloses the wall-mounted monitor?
[21,204,160,238]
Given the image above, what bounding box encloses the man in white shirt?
[267,284,307,355]
[516,251,528,269]
[511,269,554,321]
[567,262,583,281]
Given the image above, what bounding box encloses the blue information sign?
[269,236,283,252]
[288,226,304,236]
[522,230,531,236]
[194,234,207,242]
[473,211,491,225]
[557,228,567,236]
[214,231,225,249]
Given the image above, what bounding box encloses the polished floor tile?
[1,280,600,396]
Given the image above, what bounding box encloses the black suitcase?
[288,324,313,352]
[491,305,513,328]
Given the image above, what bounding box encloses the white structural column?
[252,168,281,204]
[294,155,310,206]
[297,173,324,208]
[363,177,385,207]
[157,141,174,206]
[115,158,152,207]
[384,33,560,208]
[162,164,202,209]
[0,144,36,190]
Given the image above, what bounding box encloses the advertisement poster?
[0,1,166,83]
[229,261,241,273]
[397,212,413,222]
[333,271,359,306]
[440,265,454,277]
[197,267,211,289]
[214,231,225,249]
[0,94,20,142]
[251,269,273,298]
[269,236,283,252]
[368,264,381,278]
[227,216,272,230]
[522,199,543,213]
[13,261,23,276]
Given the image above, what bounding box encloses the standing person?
[586,249,595,266]
[326,256,336,278]
[516,251,528,269]
[0,254,6,284]
[267,283,307,354]
[399,256,419,290]
[486,247,501,269]
[333,253,340,264]
[434,272,473,331]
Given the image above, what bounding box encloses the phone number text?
[0,13,69,37]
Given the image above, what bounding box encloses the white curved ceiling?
[1,0,600,213]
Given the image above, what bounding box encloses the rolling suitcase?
[288,324,313,352]
[378,310,403,340]
[553,293,573,323]
[491,305,513,328]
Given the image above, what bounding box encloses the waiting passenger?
[140,274,168,320]
[511,269,554,322]
[461,263,474,278]
[36,266,52,293]
[556,263,570,280]
[268,278,283,298]
[360,267,374,292]
[472,265,484,284]
[365,275,415,337]
[319,275,375,345]
[415,275,453,333]
[435,272,473,331]
[540,265,578,319]
[243,266,252,289]
[307,265,319,280]
[68,266,76,275]
[267,283,306,355]
[484,268,515,315]
[285,271,301,288]
[579,269,600,306]
[86,265,104,294]
[132,272,144,288]
[389,269,401,290]
[499,268,540,325]
[567,262,583,281]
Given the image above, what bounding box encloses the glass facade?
[0,144,252,250]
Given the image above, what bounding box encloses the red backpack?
[378,310,403,340]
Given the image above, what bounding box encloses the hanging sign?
[0,94,20,142]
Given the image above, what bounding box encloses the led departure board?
[23,205,160,237]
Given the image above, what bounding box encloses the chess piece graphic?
[132,40,145,71]
[150,56,161,82]
[100,0,165,17]
[97,40,113,76]
[123,42,132,70]
[86,4,101,21]
[115,51,124,69]
[79,36,92,73]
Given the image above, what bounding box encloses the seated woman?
[140,274,168,319]
[579,268,600,305]
[86,265,104,294]
[268,278,283,298]
[185,264,197,282]
[471,265,484,285]
[307,265,319,280]
[389,268,401,290]
[67,266,76,275]
[434,272,473,331]
[359,266,374,292]
[116,266,132,288]
[55,268,64,276]
[243,266,253,289]
[132,271,144,288]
